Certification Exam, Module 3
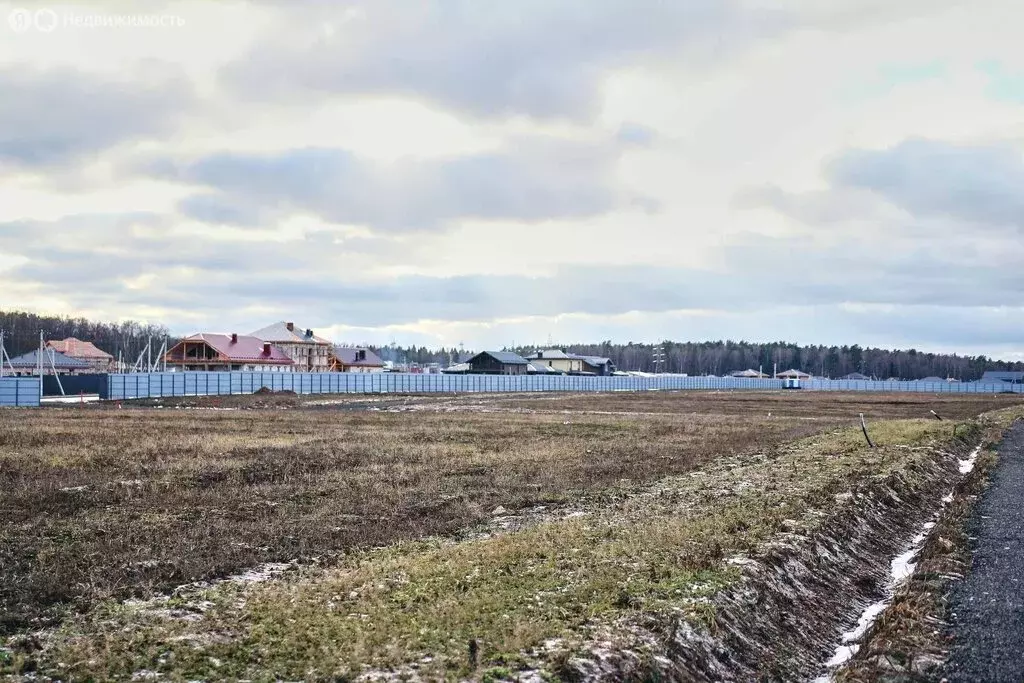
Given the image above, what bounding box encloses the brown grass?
[1,391,1017,643]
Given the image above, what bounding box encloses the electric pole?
[652,345,666,375]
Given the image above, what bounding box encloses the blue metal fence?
[0,377,42,407]
[102,372,1024,401]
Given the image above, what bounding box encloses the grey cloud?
[616,123,657,147]
[827,139,1024,229]
[140,138,643,231]
[178,194,274,227]
[5,217,1024,328]
[6,205,1024,343]
[736,138,1024,240]
[223,0,787,121]
[0,67,192,171]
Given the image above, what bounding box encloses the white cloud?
[0,0,1022,358]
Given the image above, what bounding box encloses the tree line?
[376,340,1022,381]
[3,309,1018,380]
[0,310,173,364]
[509,340,1022,380]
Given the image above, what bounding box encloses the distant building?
[44,337,114,373]
[525,350,583,374]
[527,363,564,375]
[467,351,529,375]
[917,376,946,383]
[575,355,616,376]
[776,369,812,380]
[731,369,769,379]
[250,322,333,372]
[333,347,385,373]
[4,348,92,376]
[164,334,295,372]
[840,372,871,381]
[523,350,616,375]
[981,371,1024,384]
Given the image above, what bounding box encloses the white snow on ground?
[812,446,984,681]
[41,394,101,403]
[227,562,292,584]
[813,523,936,679]
[959,445,983,474]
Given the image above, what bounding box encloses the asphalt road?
[945,420,1024,682]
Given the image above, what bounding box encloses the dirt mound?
[253,387,297,396]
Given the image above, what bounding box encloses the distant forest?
[3,309,1020,380]
[0,310,172,363]
[381,340,1024,381]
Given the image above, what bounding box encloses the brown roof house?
[45,337,113,373]
[250,322,334,372]
[332,347,385,373]
[164,333,295,372]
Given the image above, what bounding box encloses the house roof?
[527,349,573,360]
[334,346,384,367]
[470,351,529,365]
[45,337,113,360]
[777,369,812,378]
[6,348,92,369]
[731,369,767,378]
[981,371,1024,382]
[841,372,871,381]
[573,355,612,366]
[175,334,294,364]
[443,362,470,373]
[524,350,612,367]
[527,363,563,374]
[917,376,946,382]
[249,322,332,345]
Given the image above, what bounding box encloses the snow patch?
[813,446,983,681]
[958,445,982,474]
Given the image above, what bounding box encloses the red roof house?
[45,337,114,372]
[164,333,295,372]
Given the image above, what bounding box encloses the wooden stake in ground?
[860,413,875,448]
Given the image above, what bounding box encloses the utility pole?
[652,345,666,375]
[38,330,44,399]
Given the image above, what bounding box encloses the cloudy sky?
[1,1,1022,357]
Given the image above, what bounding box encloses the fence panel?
[92,372,1024,402]
[0,377,41,407]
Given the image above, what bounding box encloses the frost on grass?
[14,417,986,682]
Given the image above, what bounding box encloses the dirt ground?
[1,391,1019,661]
[117,389,1021,421]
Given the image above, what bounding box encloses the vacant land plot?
[1,391,1020,680]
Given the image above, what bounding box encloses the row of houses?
[1,322,385,375]
[445,349,618,376]
[161,322,386,373]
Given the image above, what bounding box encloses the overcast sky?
[1,1,1022,358]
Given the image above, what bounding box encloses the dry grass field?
[1,390,1021,680]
